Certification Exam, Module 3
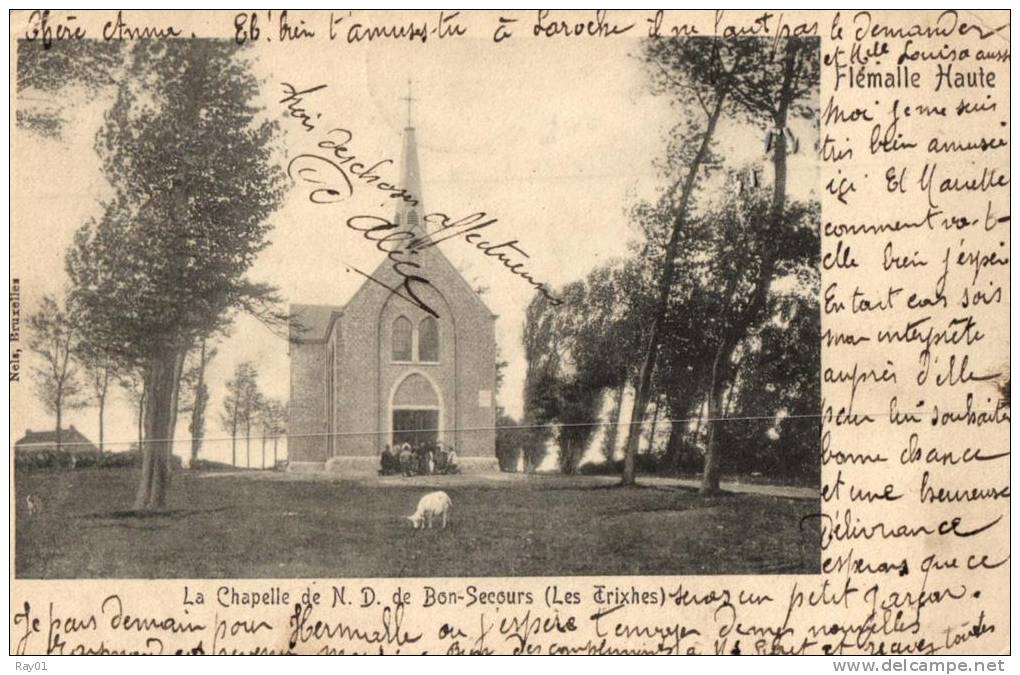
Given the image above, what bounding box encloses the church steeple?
[396,79,423,229]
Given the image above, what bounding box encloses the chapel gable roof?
[343,242,498,322]
[289,303,343,343]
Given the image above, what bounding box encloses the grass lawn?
[15,467,819,578]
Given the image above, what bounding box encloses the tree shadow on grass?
[609,503,725,516]
[76,506,233,521]
[537,481,667,492]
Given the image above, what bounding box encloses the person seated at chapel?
[399,442,414,477]
[445,445,460,474]
[380,445,400,475]
[434,442,449,473]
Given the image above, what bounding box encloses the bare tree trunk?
[722,355,742,419]
[261,426,266,469]
[97,395,105,456]
[273,436,278,468]
[621,91,729,486]
[698,248,746,495]
[662,389,696,471]
[137,390,145,448]
[55,394,63,454]
[665,417,684,473]
[164,352,185,477]
[722,383,736,419]
[647,399,661,454]
[96,368,109,456]
[564,439,577,475]
[603,381,627,461]
[692,401,705,444]
[134,347,185,511]
[189,338,208,465]
[246,424,251,468]
[231,412,238,467]
[701,342,730,494]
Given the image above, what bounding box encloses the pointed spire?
[400,78,417,129]
[396,80,423,229]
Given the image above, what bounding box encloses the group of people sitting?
[380,441,460,477]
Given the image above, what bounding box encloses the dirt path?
[633,475,816,500]
[200,466,817,500]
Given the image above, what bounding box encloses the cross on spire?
[400,78,417,128]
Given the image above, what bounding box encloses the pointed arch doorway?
[389,370,443,448]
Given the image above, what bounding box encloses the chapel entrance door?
[392,409,439,448]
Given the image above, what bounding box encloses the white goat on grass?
[407,491,451,530]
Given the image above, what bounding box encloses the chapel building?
[287,113,497,470]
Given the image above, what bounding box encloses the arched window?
[418,316,439,362]
[392,316,413,362]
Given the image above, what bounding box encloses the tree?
[256,397,288,470]
[627,197,718,472]
[26,295,86,452]
[521,293,567,472]
[654,288,718,472]
[260,399,287,469]
[120,370,146,450]
[69,296,121,456]
[678,189,818,488]
[602,384,626,461]
[618,36,820,490]
[715,292,820,480]
[178,339,217,466]
[520,255,656,474]
[220,383,240,468]
[553,378,603,474]
[259,401,268,469]
[619,37,750,486]
[495,413,528,472]
[552,260,650,464]
[221,362,260,468]
[521,279,623,475]
[256,396,275,470]
[15,33,123,138]
[698,37,820,493]
[77,351,115,455]
[65,41,286,510]
[243,389,263,469]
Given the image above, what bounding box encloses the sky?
[11,32,818,464]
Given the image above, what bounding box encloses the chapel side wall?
[453,309,497,457]
[328,322,343,457]
[337,290,383,457]
[288,341,327,464]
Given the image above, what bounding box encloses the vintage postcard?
[8,9,1010,657]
